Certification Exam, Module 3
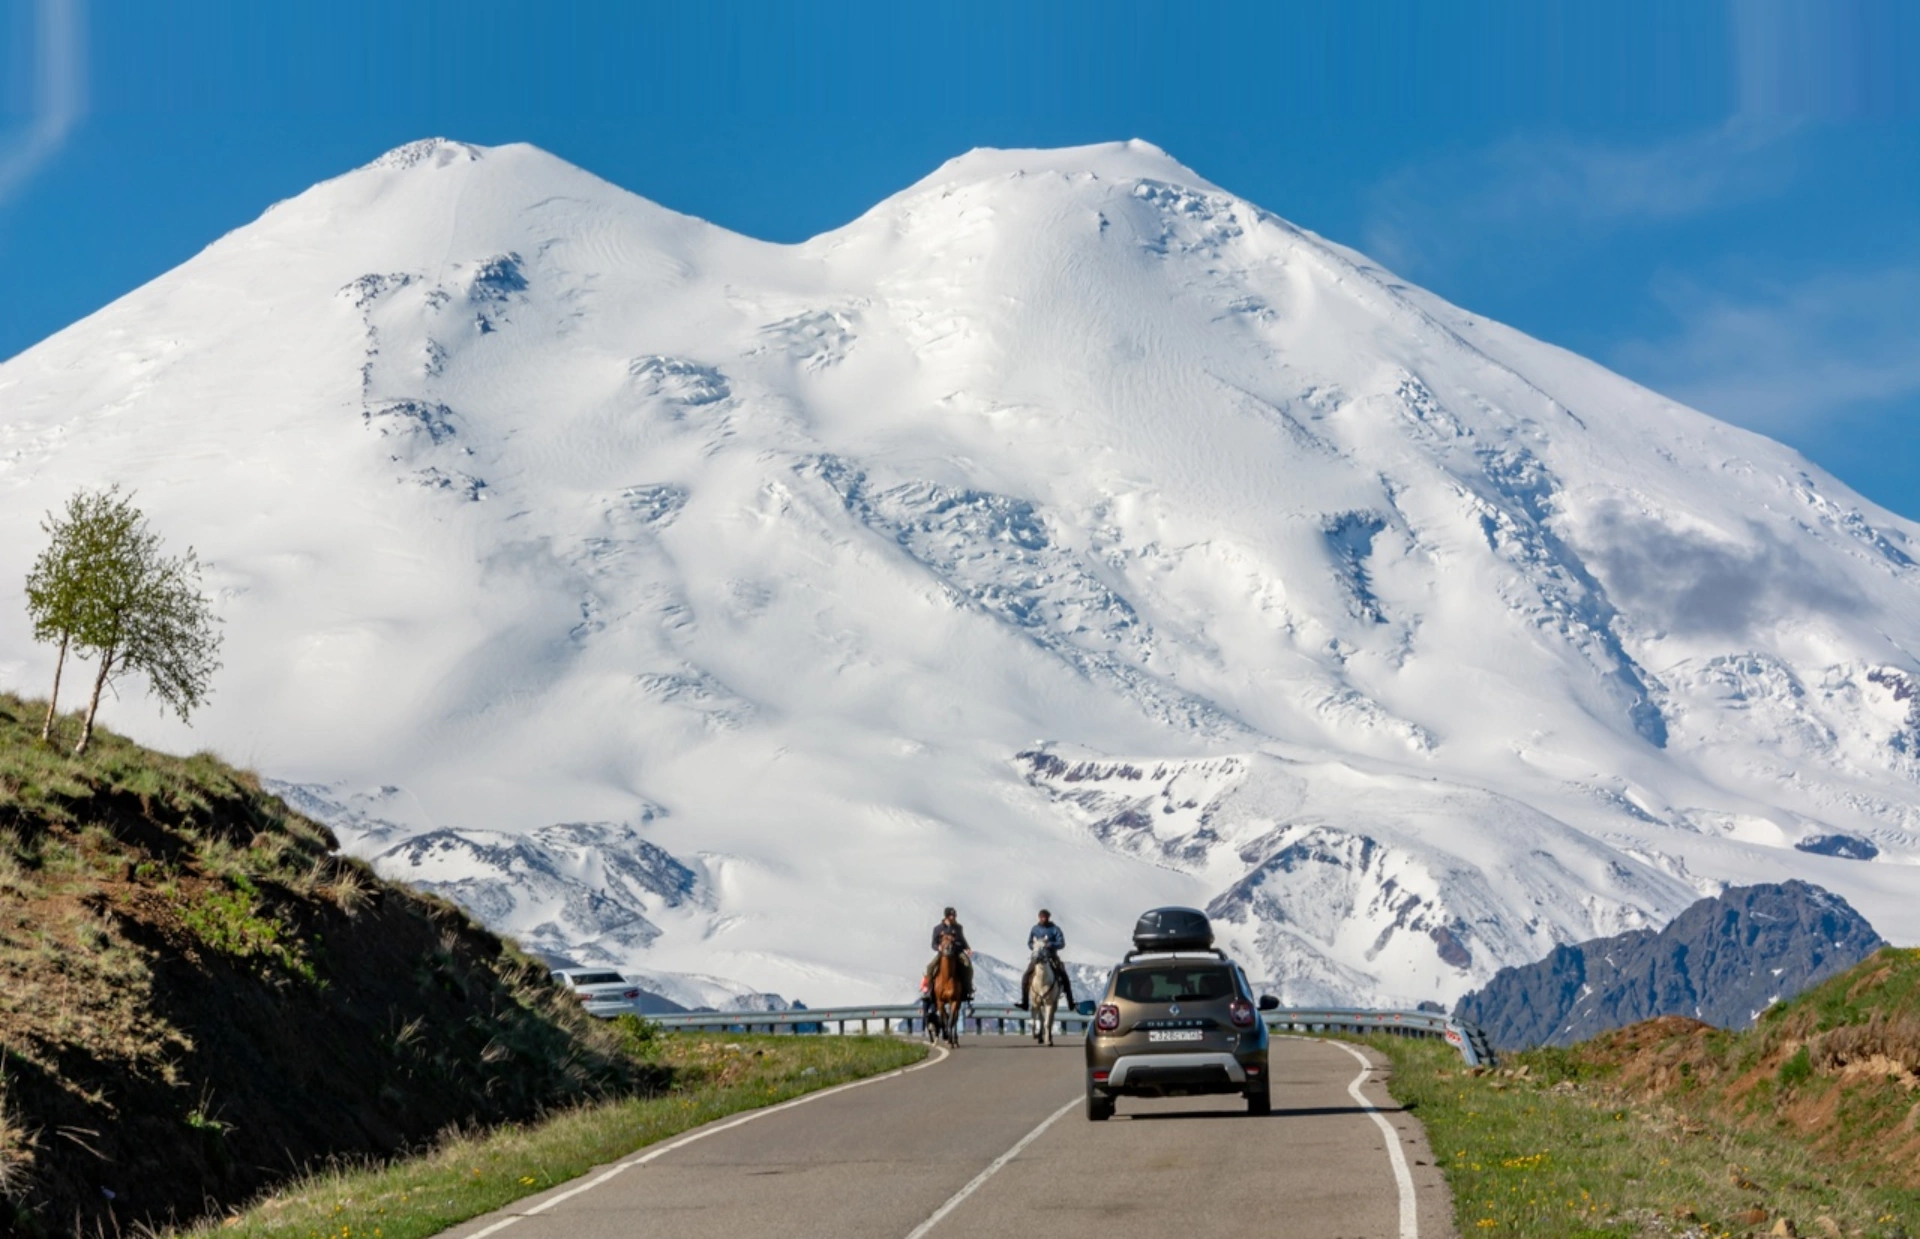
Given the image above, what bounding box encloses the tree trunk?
[75,648,114,757]
[40,631,68,742]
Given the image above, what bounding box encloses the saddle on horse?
[1019,946,1074,1009]
[925,917,974,1001]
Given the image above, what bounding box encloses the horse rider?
[1015,908,1074,1009]
[925,906,975,1003]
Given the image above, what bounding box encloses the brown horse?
[928,939,965,1046]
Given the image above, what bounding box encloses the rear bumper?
[1104,1051,1249,1095]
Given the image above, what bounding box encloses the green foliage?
[1777,1044,1813,1087]
[119,542,223,724]
[20,486,223,753]
[177,878,317,983]
[24,516,76,643]
[612,1013,664,1060]
[184,1095,231,1134]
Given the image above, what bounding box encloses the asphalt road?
[444,1034,1457,1239]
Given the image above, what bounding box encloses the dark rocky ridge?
[1795,833,1880,860]
[1453,881,1884,1051]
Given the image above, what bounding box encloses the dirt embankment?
[1572,948,1920,1190]
[0,696,656,1236]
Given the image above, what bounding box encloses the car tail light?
[623,989,640,1000]
[1229,999,1255,1028]
[1094,1003,1121,1032]
[1245,1064,1262,1075]
[1092,1069,1110,1082]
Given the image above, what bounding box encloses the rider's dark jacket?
[931,921,971,952]
[1027,922,1065,953]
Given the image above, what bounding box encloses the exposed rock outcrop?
[1454,882,1884,1050]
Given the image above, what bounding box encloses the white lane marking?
[1326,1039,1419,1239]
[464,1041,952,1239]
[902,1094,1081,1239]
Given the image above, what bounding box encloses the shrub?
[613,1013,664,1060]
[177,880,315,982]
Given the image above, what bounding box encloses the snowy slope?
[3,137,1916,1008]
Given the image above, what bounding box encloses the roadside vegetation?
[173,1028,926,1239]
[0,694,649,1235]
[1367,947,1920,1238]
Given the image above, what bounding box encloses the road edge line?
[463,1039,952,1239]
[1326,1038,1419,1239]
[902,1093,1080,1239]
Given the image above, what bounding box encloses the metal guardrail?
[645,1003,1495,1066]
[1265,1007,1498,1067]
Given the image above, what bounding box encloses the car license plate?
[1148,1029,1204,1042]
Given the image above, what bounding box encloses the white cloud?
[1457,124,1790,226]
[1360,120,1795,280]
[1610,265,1920,434]
[0,0,85,206]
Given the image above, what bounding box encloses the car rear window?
[568,971,625,986]
[1115,964,1237,1003]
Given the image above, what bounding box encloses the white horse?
[1027,948,1066,1046]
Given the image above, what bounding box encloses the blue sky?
[4,0,1917,517]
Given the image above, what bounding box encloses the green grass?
[1366,1034,1918,1238]
[0,692,338,895]
[175,876,317,981]
[3,694,261,825]
[171,1032,926,1239]
[0,693,684,1234]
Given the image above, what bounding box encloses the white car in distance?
[551,968,644,1018]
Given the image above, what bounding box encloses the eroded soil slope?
[0,695,654,1236]
[1574,946,1920,1190]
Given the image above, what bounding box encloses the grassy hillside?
[1582,945,1920,1182]
[1371,947,1920,1238]
[0,694,653,1236]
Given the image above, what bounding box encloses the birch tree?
[24,489,140,742]
[23,487,223,754]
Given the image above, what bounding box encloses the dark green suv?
[1083,908,1279,1121]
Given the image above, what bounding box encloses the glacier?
[2,136,1916,1008]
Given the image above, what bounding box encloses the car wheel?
[1245,1085,1271,1116]
[1086,1088,1114,1122]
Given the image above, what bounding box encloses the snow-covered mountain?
[3,137,1915,1009]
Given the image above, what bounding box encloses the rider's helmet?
[943,906,956,918]
[1038,908,1051,919]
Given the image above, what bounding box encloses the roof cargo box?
[1131,906,1214,952]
